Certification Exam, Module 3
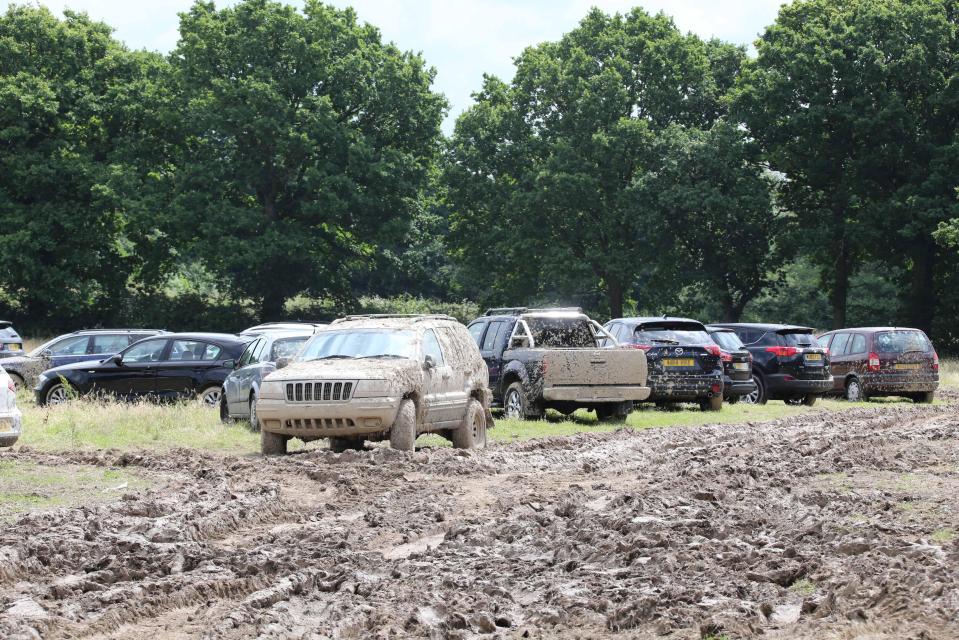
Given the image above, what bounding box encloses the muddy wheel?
[44,383,69,406]
[916,391,935,404]
[452,398,487,449]
[802,395,818,407]
[700,395,723,412]
[248,393,260,431]
[503,382,528,420]
[845,378,864,402]
[0,435,18,448]
[389,398,417,451]
[596,401,631,423]
[329,436,363,453]
[8,373,24,392]
[261,429,287,455]
[199,385,222,408]
[219,394,234,423]
[742,375,766,405]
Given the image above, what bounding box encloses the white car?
[0,365,22,447]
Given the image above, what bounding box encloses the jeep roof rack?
[333,314,456,323]
[484,307,528,316]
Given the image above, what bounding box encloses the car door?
[226,338,261,412]
[478,320,508,394]
[422,329,454,424]
[157,340,224,399]
[97,338,168,397]
[826,332,852,389]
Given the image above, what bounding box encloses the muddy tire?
[248,393,261,431]
[452,398,487,449]
[802,395,818,407]
[389,398,417,451]
[916,391,935,404]
[596,402,631,423]
[0,435,18,448]
[700,395,723,412]
[199,385,222,408]
[742,375,766,405]
[43,383,69,407]
[261,429,287,455]
[503,382,531,420]
[219,394,234,423]
[329,436,363,453]
[845,378,865,402]
[8,373,24,392]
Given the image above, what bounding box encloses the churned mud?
[1,403,958,639]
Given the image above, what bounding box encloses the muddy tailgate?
[544,349,647,387]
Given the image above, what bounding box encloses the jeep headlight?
[259,380,284,398]
[352,379,391,398]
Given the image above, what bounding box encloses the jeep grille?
[286,381,355,403]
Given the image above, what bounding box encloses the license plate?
[663,358,695,367]
[895,363,921,370]
[733,362,750,371]
[3,344,21,351]
[805,353,822,361]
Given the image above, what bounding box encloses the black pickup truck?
[466,308,650,421]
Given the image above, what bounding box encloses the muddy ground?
[1,403,957,639]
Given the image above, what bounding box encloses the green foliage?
[169,0,447,318]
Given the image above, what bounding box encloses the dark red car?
[817,327,939,403]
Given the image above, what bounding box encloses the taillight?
[6,379,13,393]
[704,344,722,357]
[823,347,830,356]
[868,352,880,372]
[932,351,939,373]
[720,351,733,363]
[765,346,799,358]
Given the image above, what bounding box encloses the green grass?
[931,528,955,544]
[789,578,816,597]
[0,460,149,522]
[940,358,959,391]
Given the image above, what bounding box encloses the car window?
[422,329,446,366]
[734,329,759,344]
[710,331,744,351]
[482,321,504,352]
[468,322,485,346]
[829,333,850,356]
[123,339,167,363]
[634,325,712,346]
[781,332,819,347]
[849,334,867,355]
[50,336,91,356]
[90,334,131,354]
[525,317,596,348]
[237,338,260,368]
[169,340,222,362]
[271,337,308,361]
[874,330,931,353]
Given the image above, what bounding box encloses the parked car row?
[0,312,941,453]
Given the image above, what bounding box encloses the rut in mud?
[1,403,957,639]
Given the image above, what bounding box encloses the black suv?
[709,323,832,405]
[705,326,756,404]
[604,317,724,411]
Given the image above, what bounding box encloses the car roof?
[819,326,925,334]
[240,322,327,335]
[68,329,166,335]
[612,316,706,327]
[154,332,252,345]
[710,322,815,332]
[330,315,460,329]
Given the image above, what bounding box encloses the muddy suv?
[256,315,491,454]
[467,308,649,421]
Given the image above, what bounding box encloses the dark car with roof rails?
[709,323,832,405]
[35,332,251,407]
[604,317,725,411]
[817,327,939,403]
[705,325,756,404]
[1,329,166,391]
[0,320,23,359]
[467,307,649,422]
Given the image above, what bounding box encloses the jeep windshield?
[524,317,597,348]
[634,324,712,346]
[298,330,417,361]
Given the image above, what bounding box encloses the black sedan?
[35,333,251,407]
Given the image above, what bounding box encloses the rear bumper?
[861,373,938,394]
[723,376,757,398]
[256,396,400,437]
[543,385,650,402]
[647,374,723,401]
[0,408,22,443]
[765,374,833,398]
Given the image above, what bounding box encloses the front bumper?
[543,385,651,402]
[861,373,938,395]
[765,374,833,398]
[256,396,401,437]
[647,373,723,401]
[0,409,22,444]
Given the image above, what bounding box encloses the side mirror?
[224,359,236,370]
[40,348,53,358]
[276,357,292,370]
[111,354,123,366]
[510,336,530,349]
[423,354,436,370]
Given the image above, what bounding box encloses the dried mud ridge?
[1,403,958,639]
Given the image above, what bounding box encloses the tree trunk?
[830,237,850,329]
[607,279,624,319]
[260,288,286,322]
[907,238,936,333]
[719,291,746,322]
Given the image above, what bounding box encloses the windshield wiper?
[651,338,680,345]
[358,354,408,359]
[308,355,355,361]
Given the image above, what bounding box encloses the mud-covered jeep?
[256,315,492,454]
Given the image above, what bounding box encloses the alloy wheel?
[201,387,222,407]
[742,386,761,405]
[505,390,523,419]
[847,380,862,402]
[46,384,68,405]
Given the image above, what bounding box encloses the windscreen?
[272,337,309,360]
[710,330,744,351]
[634,325,712,346]
[299,330,417,361]
[525,317,597,348]
[781,332,820,347]
[875,330,931,354]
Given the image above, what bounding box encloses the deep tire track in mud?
[1,404,958,639]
